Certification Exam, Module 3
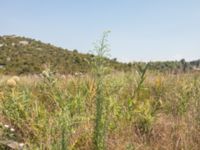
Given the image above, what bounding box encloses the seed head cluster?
[6,76,20,88]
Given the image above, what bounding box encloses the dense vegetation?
[0,33,200,150]
[1,71,200,149]
[0,35,200,75]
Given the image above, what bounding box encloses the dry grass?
[0,72,200,149]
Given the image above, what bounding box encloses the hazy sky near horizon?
[0,0,200,62]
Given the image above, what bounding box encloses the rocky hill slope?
[0,35,125,75]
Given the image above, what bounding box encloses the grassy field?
[0,70,200,150]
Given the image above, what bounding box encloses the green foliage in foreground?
[92,31,111,150]
[1,71,200,149]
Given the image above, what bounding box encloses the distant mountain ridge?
[0,35,199,75]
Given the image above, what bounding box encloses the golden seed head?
[7,79,17,87]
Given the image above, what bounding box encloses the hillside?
[0,35,126,75]
[0,35,200,75]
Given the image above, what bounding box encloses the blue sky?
[0,0,200,62]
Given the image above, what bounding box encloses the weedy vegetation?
[0,33,200,150]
